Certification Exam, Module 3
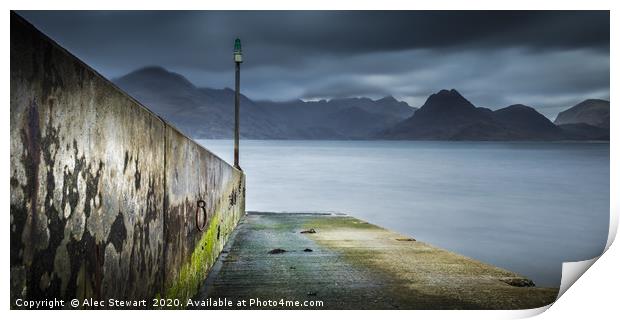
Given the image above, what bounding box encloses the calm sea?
[198,139,609,287]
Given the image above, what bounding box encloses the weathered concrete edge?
[250,211,553,288]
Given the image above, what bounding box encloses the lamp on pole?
[233,38,242,170]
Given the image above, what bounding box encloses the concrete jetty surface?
[198,212,558,310]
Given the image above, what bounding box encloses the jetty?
[197,212,558,309]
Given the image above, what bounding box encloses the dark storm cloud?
[17,10,609,118]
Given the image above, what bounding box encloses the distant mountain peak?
[114,65,196,90]
[134,65,168,73]
[500,104,537,112]
[419,88,475,112]
[582,98,609,104]
[377,95,397,103]
[554,99,610,128]
[435,88,462,96]
[433,88,465,98]
[330,96,373,104]
[124,65,181,79]
[495,104,552,122]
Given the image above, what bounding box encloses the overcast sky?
[19,11,609,118]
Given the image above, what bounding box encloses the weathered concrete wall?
[10,12,244,307]
[164,128,245,301]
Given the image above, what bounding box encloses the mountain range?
[379,89,609,140]
[113,66,609,141]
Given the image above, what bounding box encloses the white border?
[2,1,617,319]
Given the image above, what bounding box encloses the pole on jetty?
[233,38,242,170]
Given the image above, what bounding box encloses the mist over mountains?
[114,66,609,141]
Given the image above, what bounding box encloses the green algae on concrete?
[165,211,221,302]
[198,212,558,310]
[165,189,244,302]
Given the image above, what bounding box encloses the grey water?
[198,139,609,287]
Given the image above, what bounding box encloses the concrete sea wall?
[10,13,245,306]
